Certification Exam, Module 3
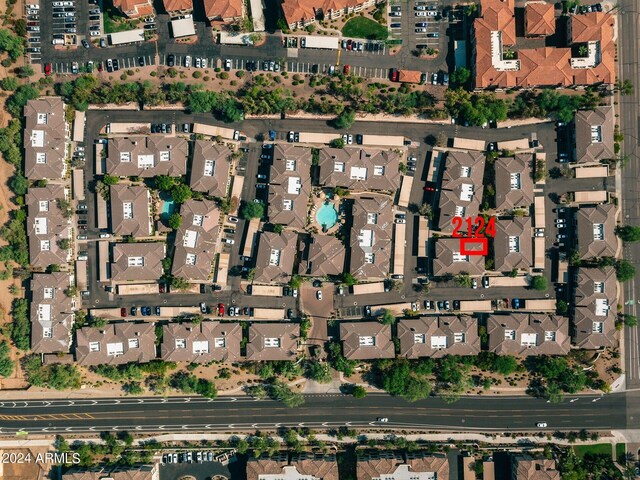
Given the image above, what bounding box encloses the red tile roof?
[203,0,243,21]
[525,2,555,36]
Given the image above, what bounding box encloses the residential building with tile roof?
[75,323,157,366]
[573,266,618,349]
[472,0,615,88]
[487,313,570,356]
[318,147,401,192]
[62,465,159,480]
[23,97,69,180]
[433,238,485,276]
[494,154,534,212]
[437,150,486,232]
[189,141,232,197]
[397,316,480,358]
[203,0,244,23]
[163,0,192,14]
[111,242,165,283]
[105,136,188,178]
[511,455,560,480]
[576,204,617,260]
[493,216,533,272]
[573,106,615,164]
[26,185,72,269]
[161,321,242,363]
[357,451,449,480]
[30,272,74,354]
[299,235,346,276]
[281,0,379,29]
[525,2,555,36]
[171,199,220,281]
[109,184,152,237]
[340,322,394,360]
[113,0,154,17]
[246,323,299,361]
[254,231,297,284]
[268,144,312,229]
[247,453,338,480]
[349,196,393,280]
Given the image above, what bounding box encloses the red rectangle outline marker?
[460,237,488,256]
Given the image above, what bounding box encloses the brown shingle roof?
[111,242,165,283]
[433,238,485,276]
[246,454,289,480]
[189,141,232,197]
[109,184,151,237]
[299,235,346,276]
[161,321,242,363]
[487,313,570,356]
[318,147,401,192]
[292,453,339,480]
[512,456,560,480]
[75,323,156,366]
[357,452,448,480]
[574,106,615,164]
[106,136,188,178]
[246,323,299,361]
[268,144,312,229]
[23,97,68,180]
[63,465,159,480]
[254,231,297,284]
[30,272,74,354]
[493,216,533,272]
[171,199,220,281]
[357,452,405,480]
[525,2,555,36]
[437,150,486,232]
[349,196,393,280]
[26,185,71,269]
[203,0,243,21]
[397,316,480,358]
[573,266,618,348]
[281,0,359,26]
[576,204,617,260]
[340,322,394,360]
[495,154,534,212]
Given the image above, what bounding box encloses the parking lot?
[389,0,444,48]
[50,54,156,74]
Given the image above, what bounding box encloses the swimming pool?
[161,197,175,219]
[316,202,338,229]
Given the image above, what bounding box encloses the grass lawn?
[342,17,388,40]
[103,9,137,34]
[573,444,613,458]
[616,443,626,460]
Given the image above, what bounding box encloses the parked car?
[200,302,207,314]
[184,55,191,68]
[167,54,175,67]
[224,58,232,71]
[218,303,225,316]
[228,216,239,223]
[316,290,323,300]
[131,307,137,316]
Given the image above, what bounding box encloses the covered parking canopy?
[170,17,196,38]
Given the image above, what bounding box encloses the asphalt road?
[618,0,640,389]
[0,392,630,434]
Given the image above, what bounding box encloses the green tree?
[557,299,568,315]
[454,273,472,288]
[352,385,367,398]
[102,174,119,185]
[329,138,345,148]
[380,309,396,325]
[530,275,547,291]
[171,183,192,204]
[341,272,358,286]
[305,361,332,383]
[0,341,14,377]
[16,65,34,79]
[0,29,24,61]
[170,277,190,290]
[241,201,264,219]
[417,203,433,218]
[616,259,636,282]
[9,173,28,196]
[617,225,640,242]
[450,67,471,88]
[289,274,303,289]
[11,298,30,350]
[1,76,18,91]
[332,110,356,129]
[168,213,182,230]
[272,223,283,234]
[623,314,638,327]
[153,175,175,191]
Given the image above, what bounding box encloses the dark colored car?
[141,307,148,316]
[138,57,145,66]
[512,298,521,309]
[243,307,250,316]
[312,280,322,288]
[364,305,371,316]
[287,308,294,319]
[212,284,222,291]
[167,54,175,67]
[155,306,161,316]
[159,283,166,293]
[120,307,127,317]
[130,306,137,316]
[390,69,399,82]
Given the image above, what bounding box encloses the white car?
[26,3,40,8]
[536,422,547,428]
[222,238,235,245]
[144,16,155,23]
[99,233,110,238]
[52,1,63,5]
[195,57,201,68]
[316,290,323,300]
[184,55,191,68]
[415,28,427,33]
[228,216,239,223]
[377,417,389,422]
[201,58,207,68]
[415,5,427,10]
[472,278,478,289]
[427,10,437,16]
[415,11,428,16]
[89,30,100,36]
[347,134,353,144]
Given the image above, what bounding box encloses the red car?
[159,283,165,293]
[504,298,510,308]
[44,63,52,76]
[343,64,350,75]
[218,303,225,316]
[347,39,352,50]
[97,62,103,72]
[390,69,399,82]
[424,183,436,192]
[120,307,127,317]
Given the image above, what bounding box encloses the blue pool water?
[316,203,338,228]
[161,197,175,220]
